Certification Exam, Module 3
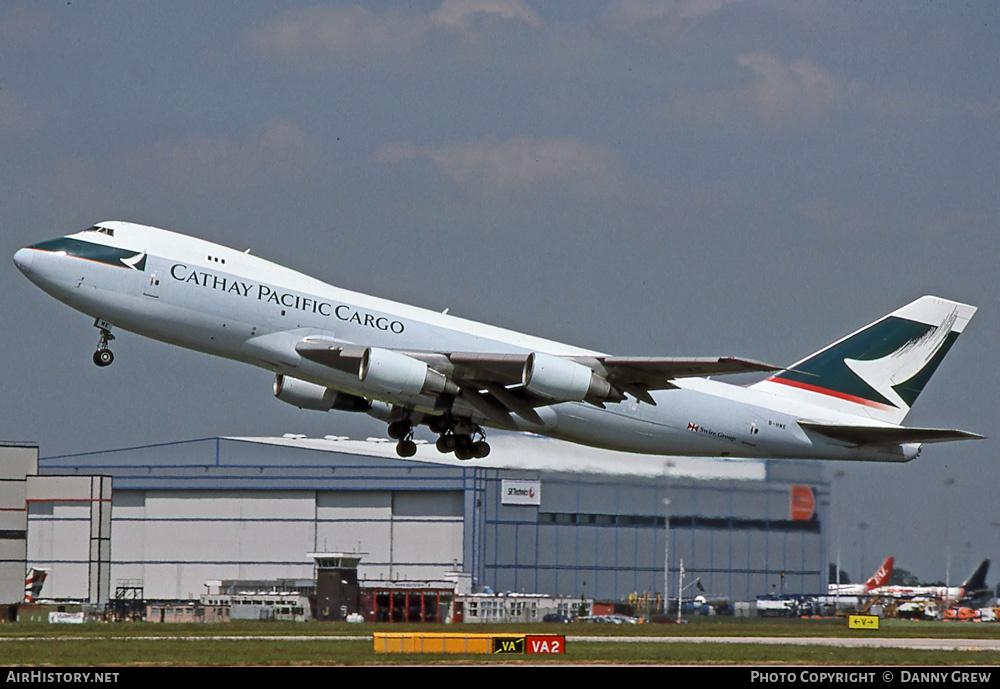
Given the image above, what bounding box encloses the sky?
[1,1,997,587]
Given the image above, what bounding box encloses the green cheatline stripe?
[27,237,146,271]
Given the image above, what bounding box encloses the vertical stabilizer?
[24,567,49,603]
[752,296,976,425]
[962,559,990,593]
[865,556,894,591]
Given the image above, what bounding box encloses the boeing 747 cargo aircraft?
[13,221,982,460]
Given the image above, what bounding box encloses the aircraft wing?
[442,353,780,406]
[295,341,778,388]
[295,339,780,423]
[444,353,779,385]
[294,342,525,382]
[799,421,985,446]
[593,355,778,385]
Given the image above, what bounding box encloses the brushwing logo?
[843,309,957,411]
[120,251,147,271]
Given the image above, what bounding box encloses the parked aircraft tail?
[24,567,49,603]
[753,296,977,426]
[961,559,990,597]
[865,556,894,591]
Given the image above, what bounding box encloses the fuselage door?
[141,255,161,298]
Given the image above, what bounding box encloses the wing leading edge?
[295,343,777,382]
[294,339,781,423]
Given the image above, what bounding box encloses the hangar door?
[315,490,464,582]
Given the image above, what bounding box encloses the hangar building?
[26,434,829,605]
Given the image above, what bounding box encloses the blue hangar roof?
[38,436,476,491]
[37,433,784,491]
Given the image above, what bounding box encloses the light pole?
[857,521,869,580]
[677,559,684,623]
[832,470,845,611]
[944,478,954,590]
[663,498,671,615]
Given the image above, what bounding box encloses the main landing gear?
[387,419,417,458]
[386,414,492,460]
[429,414,491,460]
[93,320,115,367]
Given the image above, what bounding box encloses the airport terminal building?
[13,434,829,606]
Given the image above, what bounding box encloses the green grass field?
[2,618,999,666]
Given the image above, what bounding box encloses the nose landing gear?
[93,320,115,367]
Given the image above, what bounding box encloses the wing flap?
[441,352,782,389]
[480,382,545,426]
[594,356,781,386]
[456,385,518,429]
[799,421,985,446]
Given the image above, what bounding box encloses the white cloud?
[53,119,324,223]
[374,136,627,197]
[605,0,744,26]
[246,5,424,57]
[246,1,540,59]
[663,49,992,135]
[432,0,540,30]
[737,52,843,126]
[658,52,845,131]
[963,98,1000,120]
[92,119,322,203]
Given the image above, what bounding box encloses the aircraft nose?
[12,247,34,275]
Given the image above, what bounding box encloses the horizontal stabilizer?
[799,421,985,446]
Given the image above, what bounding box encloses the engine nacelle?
[522,352,611,402]
[359,347,457,397]
[273,374,369,412]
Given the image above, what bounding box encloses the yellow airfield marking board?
[373,632,565,654]
[848,615,880,629]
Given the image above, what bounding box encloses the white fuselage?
[13,222,919,461]
[870,585,965,601]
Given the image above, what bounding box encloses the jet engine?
[359,347,459,397]
[273,374,370,412]
[522,352,611,402]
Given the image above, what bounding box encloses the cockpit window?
[84,225,115,237]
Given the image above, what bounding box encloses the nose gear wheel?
[93,321,116,367]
